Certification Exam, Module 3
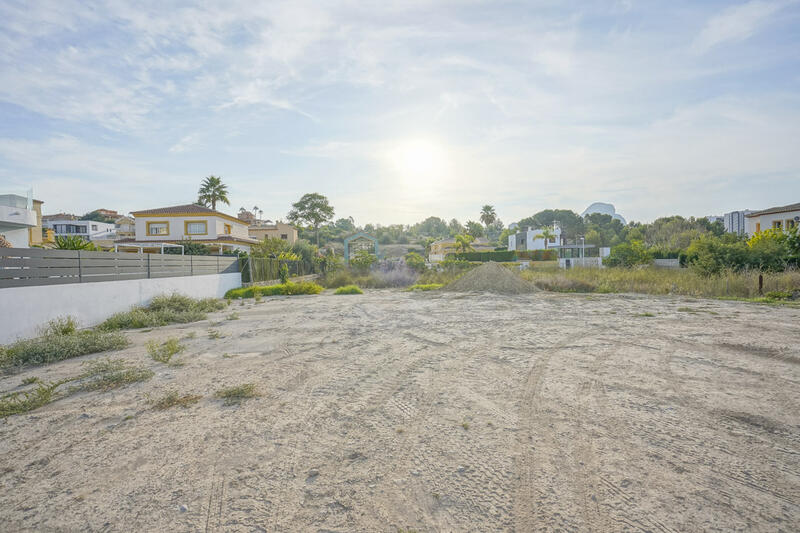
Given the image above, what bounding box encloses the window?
[147,221,169,236]
[224,224,232,235]
[773,220,782,229]
[91,224,98,231]
[281,234,288,240]
[184,221,207,235]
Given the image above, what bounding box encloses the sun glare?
[390,139,449,185]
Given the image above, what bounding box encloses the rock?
[178,504,188,513]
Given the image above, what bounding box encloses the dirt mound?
[443,262,537,294]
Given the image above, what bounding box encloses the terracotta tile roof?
[745,202,800,217]
[131,204,218,215]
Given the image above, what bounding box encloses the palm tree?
[480,205,497,229]
[455,234,475,253]
[535,226,555,249]
[197,176,230,210]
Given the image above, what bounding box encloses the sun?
[390,139,449,184]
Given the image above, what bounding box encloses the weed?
[208,329,223,340]
[334,285,363,295]
[396,427,405,434]
[0,381,62,417]
[98,294,225,331]
[765,290,793,300]
[21,376,40,385]
[254,294,263,303]
[637,312,656,317]
[0,325,129,369]
[677,307,697,312]
[222,352,235,358]
[150,389,202,410]
[461,422,470,430]
[215,383,259,405]
[226,312,240,320]
[146,338,185,364]
[71,358,153,393]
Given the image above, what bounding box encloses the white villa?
[508,224,562,252]
[745,202,799,235]
[117,204,258,254]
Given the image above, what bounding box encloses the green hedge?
[452,249,557,262]
[453,251,516,262]
[515,249,557,261]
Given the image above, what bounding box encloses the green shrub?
[98,294,224,330]
[40,316,78,336]
[319,269,357,288]
[146,338,185,364]
[406,283,443,291]
[404,252,427,272]
[531,276,597,293]
[350,250,377,272]
[279,263,290,284]
[0,326,129,369]
[334,285,363,294]
[765,290,793,300]
[225,281,324,299]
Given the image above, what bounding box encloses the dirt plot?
[1,291,799,531]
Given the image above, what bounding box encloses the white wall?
[0,272,241,344]
[1,227,30,248]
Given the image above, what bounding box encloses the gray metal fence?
[0,248,239,288]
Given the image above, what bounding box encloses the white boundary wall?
[0,272,241,344]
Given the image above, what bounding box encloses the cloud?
[692,0,789,53]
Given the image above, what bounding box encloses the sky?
[0,0,799,227]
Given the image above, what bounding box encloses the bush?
[334,285,363,295]
[150,390,202,410]
[532,276,597,293]
[350,250,377,272]
[515,249,558,261]
[98,294,225,330]
[0,322,129,369]
[225,281,324,299]
[603,241,652,268]
[279,263,290,284]
[319,269,358,288]
[404,252,427,272]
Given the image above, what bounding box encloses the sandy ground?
[1,291,799,532]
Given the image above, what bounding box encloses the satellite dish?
[795,216,800,222]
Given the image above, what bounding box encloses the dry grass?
[520,266,800,300]
[71,358,154,393]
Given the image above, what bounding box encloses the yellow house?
[248,222,299,244]
[119,204,258,253]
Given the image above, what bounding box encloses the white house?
[508,224,562,252]
[0,193,42,248]
[745,203,800,235]
[44,218,117,241]
[118,204,257,253]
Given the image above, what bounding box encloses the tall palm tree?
[197,176,230,211]
[535,226,555,249]
[480,205,497,229]
[455,234,475,253]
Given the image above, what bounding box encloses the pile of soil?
[443,262,537,294]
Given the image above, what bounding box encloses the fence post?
[217,255,220,273]
[147,254,151,279]
[190,254,193,276]
[77,250,82,283]
[248,256,254,283]
[758,274,763,296]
